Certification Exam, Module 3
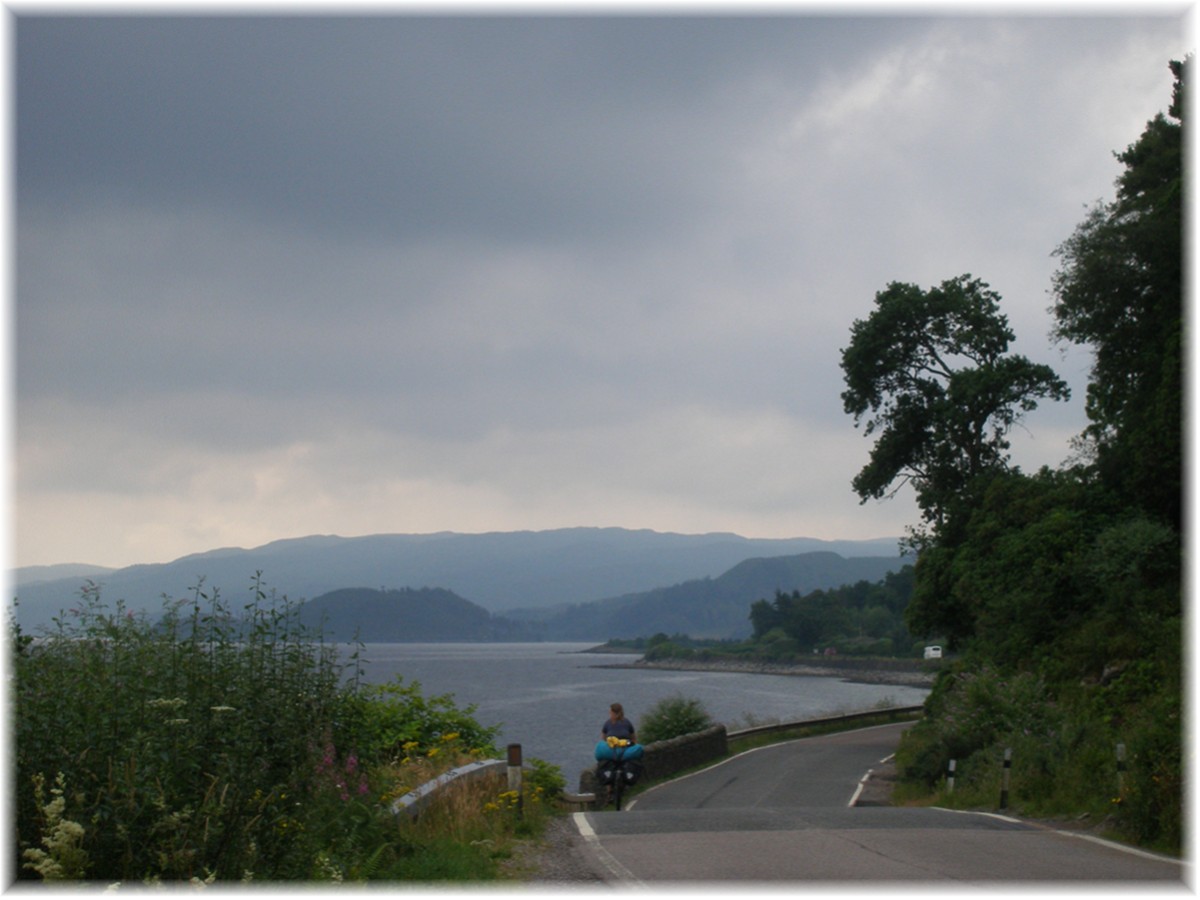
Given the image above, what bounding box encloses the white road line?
[848,768,873,807]
[571,812,647,887]
[849,751,896,806]
[934,807,1185,867]
[1054,831,1187,866]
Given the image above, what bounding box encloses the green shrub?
[638,695,713,744]
[644,641,694,661]
[898,664,1064,786]
[1110,686,1182,852]
[525,758,566,800]
[896,658,1181,854]
[14,578,350,881]
[334,678,498,763]
[12,576,525,883]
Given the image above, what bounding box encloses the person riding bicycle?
[598,703,638,806]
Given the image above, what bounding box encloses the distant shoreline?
[587,654,938,688]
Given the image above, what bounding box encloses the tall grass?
[12,575,562,883]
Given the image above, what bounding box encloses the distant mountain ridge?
[293,551,911,642]
[11,528,904,631]
[12,563,116,588]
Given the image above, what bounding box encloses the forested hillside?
[296,587,541,642]
[516,551,908,639]
[748,566,915,656]
[841,60,1185,853]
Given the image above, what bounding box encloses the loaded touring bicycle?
[595,737,644,809]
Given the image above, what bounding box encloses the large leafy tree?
[905,467,1113,655]
[879,64,1184,852]
[1050,58,1186,530]
[840,274,1069,533]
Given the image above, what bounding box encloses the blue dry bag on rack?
[595,741,644,761]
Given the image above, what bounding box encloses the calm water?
[349,643,929,780]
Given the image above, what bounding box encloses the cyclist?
[599,703,637,806]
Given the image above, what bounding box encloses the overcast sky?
[11,7,1191,569]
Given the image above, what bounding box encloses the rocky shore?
[592,655,938,687]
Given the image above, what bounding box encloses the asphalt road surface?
[571,722,1187,886]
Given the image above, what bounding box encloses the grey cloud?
[17,15,935,244]
[14,12,1188,567]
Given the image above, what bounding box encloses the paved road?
[571,722,1187,885]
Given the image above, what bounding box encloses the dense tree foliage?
[876,60,1186,853]
[906,468,1125,656]
[840,275,1069,531]
[748,567,915,656]
[1050,58,1185,530]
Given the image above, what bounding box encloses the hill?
[10,528,903,631]
[295,587,541,642]
[12,563,116,588]
[515,551,910,640]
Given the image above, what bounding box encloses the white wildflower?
[147,697,187,710]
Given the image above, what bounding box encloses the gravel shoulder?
[502,814,607,884]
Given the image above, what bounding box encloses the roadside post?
[999,748,1012,809]
[507,743,524,819]
[946,759,956,794]
[1116,743,1127,797]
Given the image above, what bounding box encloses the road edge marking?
[570,812,647,887]
[933,807,1185,867]
[849,753,894,807]
[1052,830,1187,866]
[848,768,873,807]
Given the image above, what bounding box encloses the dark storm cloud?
[13,11,1189,567]
[17,15,930,243]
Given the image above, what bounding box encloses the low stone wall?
[391,759,509,819]
[641,723,728,781]
[578,724,728,799]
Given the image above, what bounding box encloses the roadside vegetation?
[607,58,1186,858]
[12,577,564,884]
[638,694,715,744]
[841,60,1185,855]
